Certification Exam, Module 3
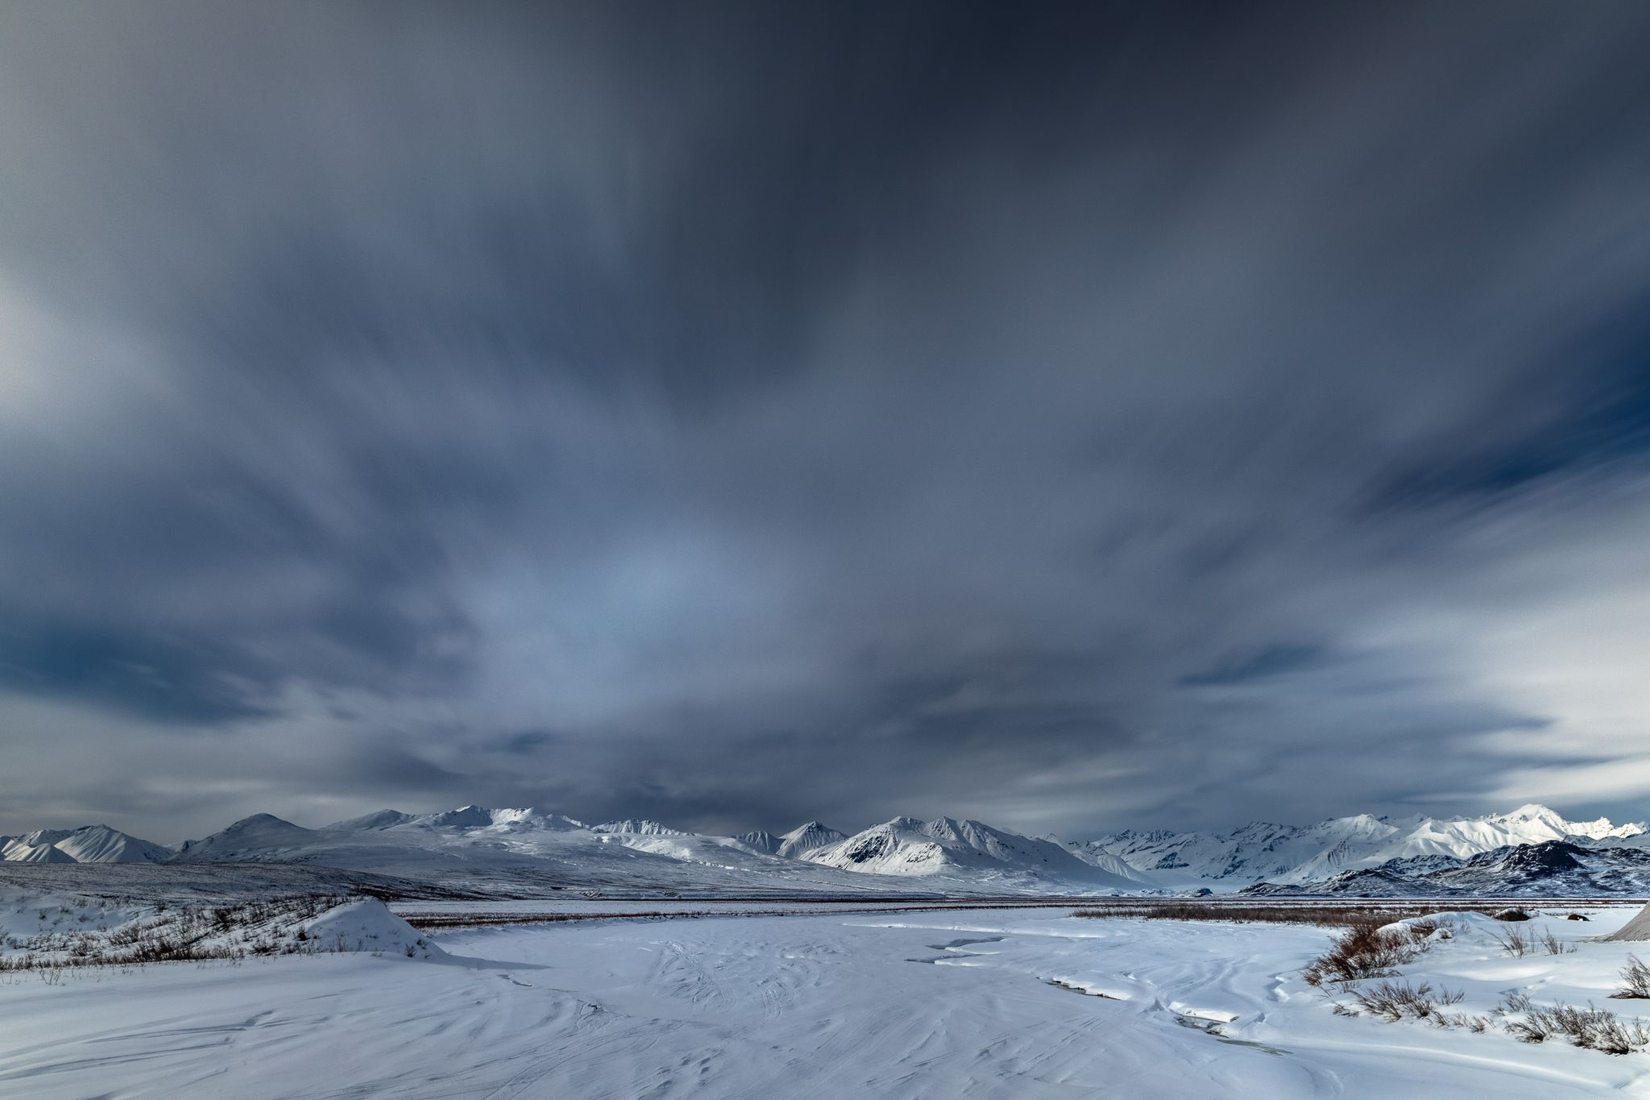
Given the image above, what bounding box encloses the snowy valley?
[9,806,1650,1099]
[6,889,1650,1098]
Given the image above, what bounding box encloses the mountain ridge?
[1076,802,1646,887]
[5,802,1645,897]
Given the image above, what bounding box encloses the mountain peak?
[804,815,1137,887]
[1500,803,1563,823]
[737,830,782,854]
[227,813,302,830]
[593,819,686,836]
[332,809,414,831]
[775,821,845,859]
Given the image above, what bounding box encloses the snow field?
[1,903,1649,1096]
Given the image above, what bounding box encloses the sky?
[3,2,1650,844]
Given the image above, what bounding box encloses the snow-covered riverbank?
[2,903,1648,1097]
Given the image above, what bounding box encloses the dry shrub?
[1501,992,1650,1054]
[1304,923,1421,986]
[1612,955,1650,1000]
[1538,929,1573,956]
[0,894,352,972]
[1493,925,1531,957]
[1349,980,1464,1023]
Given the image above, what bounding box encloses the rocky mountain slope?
[1077,804,1645,888]
[1240,840,1650,898]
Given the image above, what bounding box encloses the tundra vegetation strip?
[1296,910,1650,1056]
[403,898,1106,931]
[0,893,438,977]
[0,895,348,972]
[1072,900,1614,926]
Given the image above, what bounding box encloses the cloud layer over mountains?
[2,3,1649,839]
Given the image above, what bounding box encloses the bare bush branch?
[1613,955,1650,1000]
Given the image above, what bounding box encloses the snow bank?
[298,898,442,959]
[1378,910,1514,944]
[0,888,442,969]
[1605,903,1650,941]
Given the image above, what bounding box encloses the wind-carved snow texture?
[3,899,1650,1097]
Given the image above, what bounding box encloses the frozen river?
[1,904,1647,1097]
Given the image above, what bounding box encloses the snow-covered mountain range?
[157,806,1141,896]
[1,825,170,865]
[5,802,1647,897]
[1077,803,1646,888]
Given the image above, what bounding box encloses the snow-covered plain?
[4,902,1650,1097]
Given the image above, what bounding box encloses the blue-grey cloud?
[2,2,1650,841]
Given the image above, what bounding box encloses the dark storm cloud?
[3,2,1650,841]
[1178,644,1331,688]
[0,611,274,724]
[1367,304,1650,510]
